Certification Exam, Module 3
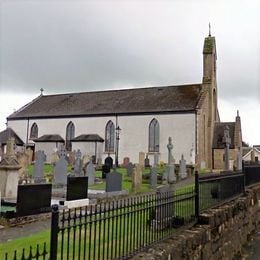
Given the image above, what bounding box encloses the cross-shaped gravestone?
[74,149,82,176]
[58,146,67,159]
[167,137,174,164]
[222,126,231,171]
[33,150,46,180]
[54,148,68,185]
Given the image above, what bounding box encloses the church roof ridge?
[41,83,202,98]
[7,84,203,120]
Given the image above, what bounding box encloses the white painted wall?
[35,142,63,163]
[8,113,196,164]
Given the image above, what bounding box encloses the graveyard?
[1,134,259,259]
[0,136,196,258]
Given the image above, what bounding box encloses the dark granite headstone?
[16,184,52,217]
[66,176,88,201]
[105,156,113,168]
[145,154,150,168]
[102,164,111,179]
[106,170,122,192]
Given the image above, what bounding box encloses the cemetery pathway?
[0,217,51,243]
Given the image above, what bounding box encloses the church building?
[3,33,243,170]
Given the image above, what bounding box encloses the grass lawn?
[0,229,50,259]
[0,182,195,258]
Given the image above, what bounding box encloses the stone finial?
[40,88,44,95]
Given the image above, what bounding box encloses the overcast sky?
[0,0,260,145]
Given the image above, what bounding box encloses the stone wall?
[132,184,260,260]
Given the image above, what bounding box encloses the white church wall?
[8,112,196,165]
[7,120,28,142]
[35,142,63,163]
[117,113,196,164]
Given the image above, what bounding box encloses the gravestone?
[167,137,174,164]
[102,164,110,179]
[167,137,176,183]
[25,148,33,165]
[179,154,187,179]
[105,156,113,168]
[53,147,68,185]
[16,184,52,217]
[17,151,30,179]
[223,126,231,171]
[236,151,243,171]
[73,149,82,176]
[50,151,59,165]
[151,185,174,230]
[0,138,21,199]
[123,157,130,168]
[106,170,122,192]
[82,154,91,167]
[85,161,95,185]
[190,144,195,165]
[139,152,145,168]
[132,164,142,193]
[167,164,176,183]
[33,151,46,182]
[145,154,150,168]
[154,153,159,166]
[150,167,157,189]
[126,162,134,177]
[66,176,88,201]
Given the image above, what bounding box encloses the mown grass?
[0,183,195,259]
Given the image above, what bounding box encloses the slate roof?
[71,134,104,142]
[7,84,202,119]
[0,128,24,146]
[212,122,235,149]
[34,135,65,142]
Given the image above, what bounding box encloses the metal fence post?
[195,171,200,221]
[50,204,59,260]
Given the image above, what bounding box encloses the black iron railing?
[4,243,48,260]
[4,166,260,260]
[49,188,196,259]
[197,171,245,212]
[244,165,260,187]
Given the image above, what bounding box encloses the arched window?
[30,123,38,139]
[149,119,159,152]
[105,120,115,152]
[66,121,75,151]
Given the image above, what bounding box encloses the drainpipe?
[26,117,29,147]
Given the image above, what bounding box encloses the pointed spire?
[208,23,211,37]
[237,110,239,117]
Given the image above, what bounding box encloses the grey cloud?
[0,0,260,101]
